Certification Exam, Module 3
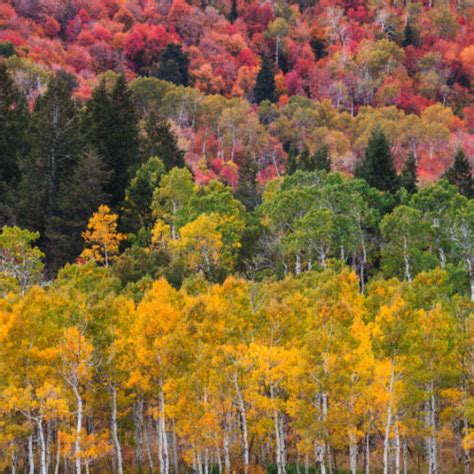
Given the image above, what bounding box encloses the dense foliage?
[0,0,473,472]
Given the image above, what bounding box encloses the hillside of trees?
[1,0,474,472]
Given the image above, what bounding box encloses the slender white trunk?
[394,419,400,474]
[223,412,231,473]
[55,432,61,474]
[365,431,370,474]
[296,251,301,275]
[403,437,408,474]
[234,376,249,472]
[36,418,47,474]
[28,434,34,474]
[349,431,357,474]
[73,384,83,474]
[110,386,124,474]
[383,360,395,474]
[159,383,169,474]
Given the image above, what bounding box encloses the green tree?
[140,111,185,171]
[235,154,259,211]
[229,0,238,23]
[286,144,298,175]
[87,75,140,205]
[47,150,111,269]
[18,71,83,262]
[0,226,44,295]
[380,205,435,282]
[399,154,418,195]
[311,144,331,172]
[0,62,29,225]
[356,126,399,193]
[443,148,474,198]
[253,56,276,104]
[155,44,189,87]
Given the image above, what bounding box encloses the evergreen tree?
[311,144,331,172]
[355,126,399,193]
[399,154,418,195]
[402,20,417,47]
[155,44,189,86]
[229,0,238,23]
[253,56,276,104]
[235,154,259,211]
[18,71,83,235]
[0,62,29,225]
[444,148,474,198]
[286,144,298,175]
[47,150,111,270]
[87,75,140,206]
[140,111,185,171]
[299,144,312,171]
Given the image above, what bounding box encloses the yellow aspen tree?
[81,205,126,267]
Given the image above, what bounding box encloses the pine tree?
[399,154,418,195]
[311,144,331,172]
[0,61,29,225]
[235,154,259,211]
[355,126,399,193]
[444,148,474,198]
[299,144,312,171]
[229,0,238,23]
[155,44,189,86]
[402,20,417,47]
[286,144,298,175]
[18,71,83,236]
[47,150,111,270]
[87,75,140,206]
[253,56,276,104]
[140,111,185,171]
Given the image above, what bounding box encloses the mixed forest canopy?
[0,0,474,472]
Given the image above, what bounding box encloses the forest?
[0,0,474,472]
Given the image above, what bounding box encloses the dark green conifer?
[444,148,474,198]
[355,126,399,193]
[253,56,276,104]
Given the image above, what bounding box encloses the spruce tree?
[286,144,298,175]
[355,126,399,193]
[87,74,140,205]
[311,144,331,172]
[399,154,418,195]
[19,71,83,233]
[47,150,111,270]
[299,144,312,171]
[235,154,259,211]
[253,56,276,104]
[0,62,29,225]
[444,148,474,198]
[140,111,185,171]
[402,20,417,47]
[155,44,189,86]
[229,0,238,23]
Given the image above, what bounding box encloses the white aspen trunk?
[365,431,370,474]
[279,413,287,473]
[349,432,357,474]
[295,251,301,275]
[28,434,34,474]
[403,237,412,282]
[134,399,144,473]
[383,360,395,474]
[305,452,309,474]
[73,384,83,474]
[394,420,400,474]
[159,383,169,474]
[223,412,231,473]
[463,414,471,474]
[234,376,249,472]
[431,392,437,474]
[46,422,52,474]
[217,446,222,474]
[143,415,153,472]
[110,386,124,474]
[36,418,47,474]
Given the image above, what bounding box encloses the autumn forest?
[0,0,474,472]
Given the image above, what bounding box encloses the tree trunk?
[383,360,395,474]
[158,383,169,474]
[134,399,144,473]
[110,386,124,474]
[28,434,34,474]
[36,418,47,474]
[73,384,83,474]
[394,419,400,474]
[234,375,249,473]
[349,431,357,474]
